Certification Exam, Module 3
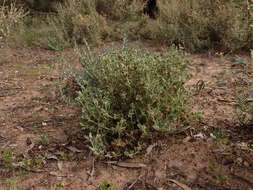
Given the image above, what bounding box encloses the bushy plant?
[73,42,193,158]
[95,0,144,21]
[52,0,108,44]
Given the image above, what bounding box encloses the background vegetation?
[1,0,252,52]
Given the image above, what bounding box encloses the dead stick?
[168,179,192,190]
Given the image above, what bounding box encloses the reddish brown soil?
[0,42,252,190]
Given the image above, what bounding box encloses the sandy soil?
[0,42,252,190]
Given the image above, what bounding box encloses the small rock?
[87,181,93,185]
[236,157,243,165]
[210,133,216,139]
[57,161,63,171]
[243,161,250,168]
[194,133,205,139]
[183,136,192,143]
[26,137,32,146]
[42,122,47,126]
[146,143,157,155]
[222,159,233,165]
[67,146,82,153]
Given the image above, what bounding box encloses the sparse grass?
[57,152,71,161]
[0,2,27,42]
[208,160,228,185]
[1,147,44,172]
[212,128,229,141]
[1,148,14,168]
[52,182,64,190]
[44,37,64,51]
[234,53,253,126]
[236,87,253,126]
[19,158,44,170]
[0,49,12,65]
[0,178,18,190]
[8,178,17,190]
[11,16,41,46]
[11,15,64,48]
[39,134,50,145]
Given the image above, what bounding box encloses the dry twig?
[168,179,192,190]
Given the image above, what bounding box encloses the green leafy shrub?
[73,43,193,158]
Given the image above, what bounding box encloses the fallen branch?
[103,161,147,168]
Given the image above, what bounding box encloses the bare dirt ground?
[0,42,252,190]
